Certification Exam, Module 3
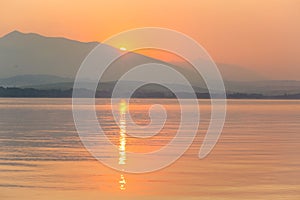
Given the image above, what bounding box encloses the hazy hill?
[0,30,97,78]
[0,74,72,87]
[224,80,300,95]
[0,30,265,82]
[0,30,299,96]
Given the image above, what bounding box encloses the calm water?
[0,98,299,199]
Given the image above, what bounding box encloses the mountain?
[0,30,265,82]
[0,30,299,96]
[18,78,300,96]
[224,80,300,95]
[0,30,97,79]
[171,61,266,82]
[0,74,72,87]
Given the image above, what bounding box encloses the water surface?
[0,99,299,199]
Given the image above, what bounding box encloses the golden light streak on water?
[118,99,127,190]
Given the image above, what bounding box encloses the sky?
[1,0,300,80]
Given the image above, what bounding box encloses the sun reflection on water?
[118,100,127,190]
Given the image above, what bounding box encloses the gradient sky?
[1,0,300,80]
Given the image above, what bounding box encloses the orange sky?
[1,0,300,80]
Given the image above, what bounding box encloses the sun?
[119,47,127,51]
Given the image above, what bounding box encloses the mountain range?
[0,30,299,96]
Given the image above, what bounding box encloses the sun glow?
[120,47,127,51]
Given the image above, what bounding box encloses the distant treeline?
[0,86,299,99]
[0,87,73,98]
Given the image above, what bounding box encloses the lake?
[0,98,299,199]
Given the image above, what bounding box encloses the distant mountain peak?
[1,30,43,40]
[9,30,22,34]
[2,30,24,38]
[1,30,99,45]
